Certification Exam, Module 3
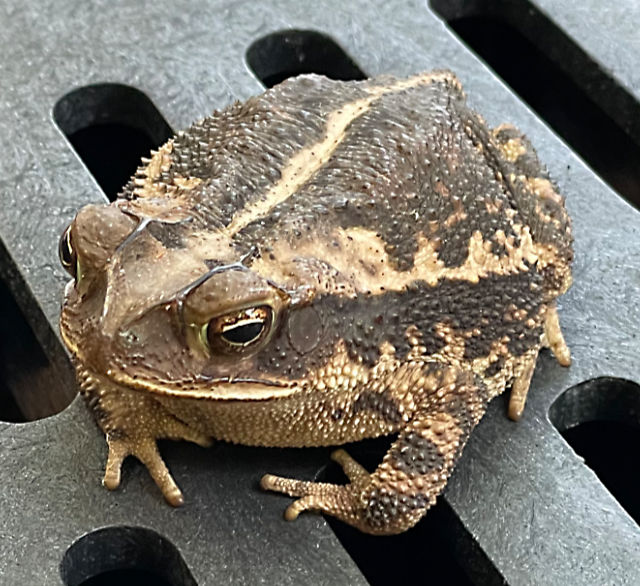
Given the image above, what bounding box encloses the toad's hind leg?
[261,368,488,535]
[508,303,571,421]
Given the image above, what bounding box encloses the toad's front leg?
[261,368,488,535]
[78,369,212,505]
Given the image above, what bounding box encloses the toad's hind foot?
[261,449,370,522]
[544,303,571,367]
[508,303,571,421]
[508,355,537,421]
[330,449,370,487]
[260,473,357,523]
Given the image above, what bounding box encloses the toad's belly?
[156,389,403,447]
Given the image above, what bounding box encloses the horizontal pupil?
[221,321,264,345]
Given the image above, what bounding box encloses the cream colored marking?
[127,138,202,219]
[417,412,463,452]
[469,337,511,385]
[528,177,564,205]
[310,339,370,393]
[173,176,203,190]
[118,195,193,223]
[434,180,450,198]
[492,123,528,165]
[509,174,568,232]
[501,138,528,163]
[534,201,557,224]
[225,72,458,237]
[443,196,468,228]
[544,304,571,366]
[252,224,542,295]
[433,322,466,362]
[147,141,174,179]
[379,340,396,357]
[484,197,504,215]
[511,308,528,321]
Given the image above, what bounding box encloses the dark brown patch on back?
[255,269,542,388]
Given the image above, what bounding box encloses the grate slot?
[60,526,198,586]
[430,0,640,209]
[53,84,174,201]
[246,29,367,88]
[0,275,72,421]
[549,377,640,524]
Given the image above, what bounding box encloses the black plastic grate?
[0,1,638,584]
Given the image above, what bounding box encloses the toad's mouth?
[98,367,299,401]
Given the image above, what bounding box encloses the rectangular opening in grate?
[246,29,367,88]
[549,377,640,524]
[0,273,73,422]
[53,84,174,201]
[60,526,198,586]
[430,0,640,209]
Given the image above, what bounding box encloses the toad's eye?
[58,224,77,279]
[205,306,273,352]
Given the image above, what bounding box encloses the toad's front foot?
[103,423,213,505]
[82,379,212,505]
[100,418,212,506]
[104,433,186,506]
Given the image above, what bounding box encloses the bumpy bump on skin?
[59,71,573,534]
